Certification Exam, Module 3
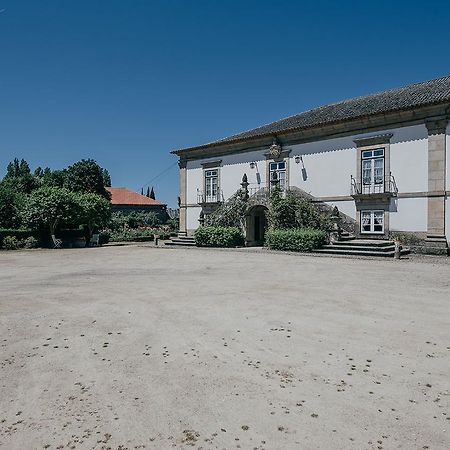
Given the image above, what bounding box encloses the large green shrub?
[23,236,39,249]
[0,229,40,248]
[2,235,21,250]
[205,193,247,229]
[194,226,244,248]
[268,190,331,231]
[109,228,171,242]
[265,228,326,252]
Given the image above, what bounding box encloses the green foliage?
[75,192,111,235]
[2,235,20,250]
[40,168,67,188]
[2,158,39,194]
[0,185,25,228]
[194,226,244,248]
[268,191,331,231]
[64,159,111,199]
[109,228,171,242]
[99,231,111,245]
[265,228,326,252]
[0,232,40,250]
[206,192,247,229]
[102,168,111,187]
[166,217,179,232]
[23,186,79,235]
[23,236,39,249]
[0,229,41,248]
[108,211,161,230]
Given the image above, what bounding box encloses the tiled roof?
[174,74,450,153]
[106,187,164,206]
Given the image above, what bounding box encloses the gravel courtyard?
[0,246,449,450]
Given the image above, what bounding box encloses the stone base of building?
[424,235,449,255]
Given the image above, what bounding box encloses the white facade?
[175,82,450,255]
[185,123,437,237]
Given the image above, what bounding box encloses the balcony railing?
[197,189,224,204]
[350,173,398,197]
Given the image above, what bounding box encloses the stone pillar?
[178,158,188,236]
[425,118,448,254]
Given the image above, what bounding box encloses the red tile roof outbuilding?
[106,187,164,206]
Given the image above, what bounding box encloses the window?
[269,161,286,191]
[361,148,385,194]
[361,210,384,234]
[204,169,219,202]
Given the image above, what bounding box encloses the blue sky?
[1,0,449,206]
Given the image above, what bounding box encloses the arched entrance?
[246,205,268,246]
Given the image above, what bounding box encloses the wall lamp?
[295,155,305,168]
[249,162,261,185]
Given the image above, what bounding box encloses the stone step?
[165,240,196,247]
[334,239,394,247]
[322,244,396,252]
[165,235,196,247]
[314,247,410,257]
[337,235,356,241]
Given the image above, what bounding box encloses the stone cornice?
[174,103,450,161]
[425,116,449,135]
[353,133,393,147]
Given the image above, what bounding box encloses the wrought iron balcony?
[350,173,398,200]
[197,189,224,205]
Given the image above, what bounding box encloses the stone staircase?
[314,238,410,258]
[165,235,196,247]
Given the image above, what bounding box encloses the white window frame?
[361,210,384,234]
[361,148,385,194]
[204,168,219,203]
[269,161,287,191]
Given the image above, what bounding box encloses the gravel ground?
[0,246,449,450]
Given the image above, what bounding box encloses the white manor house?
[172,75,450,255]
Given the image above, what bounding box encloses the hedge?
[109,228,171,242]
[0,230,41,250]
[0,229,40,248]
[194,226,244,248]
[264,228,326,252]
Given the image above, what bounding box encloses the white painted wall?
[288,136,355,197]
[390,197,427,232]
[446,198,450,242]
[446,124,450,241]
[187,206,202,231]
[185,123,431,232]
[390,125,428,193]
[446,124,450,191]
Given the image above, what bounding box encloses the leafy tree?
[23,187,79,236]
[0,185,25,228]
[5,158,30,178]
[146,187,150,197]
[102,168,111,187]
[149,187,155,200]
[39,168,66,188]
[2,158,39,194]
[76,192,111,237]
[34,167,44,177]
[64,159,111,199]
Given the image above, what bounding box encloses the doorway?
[246,205,268,246]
